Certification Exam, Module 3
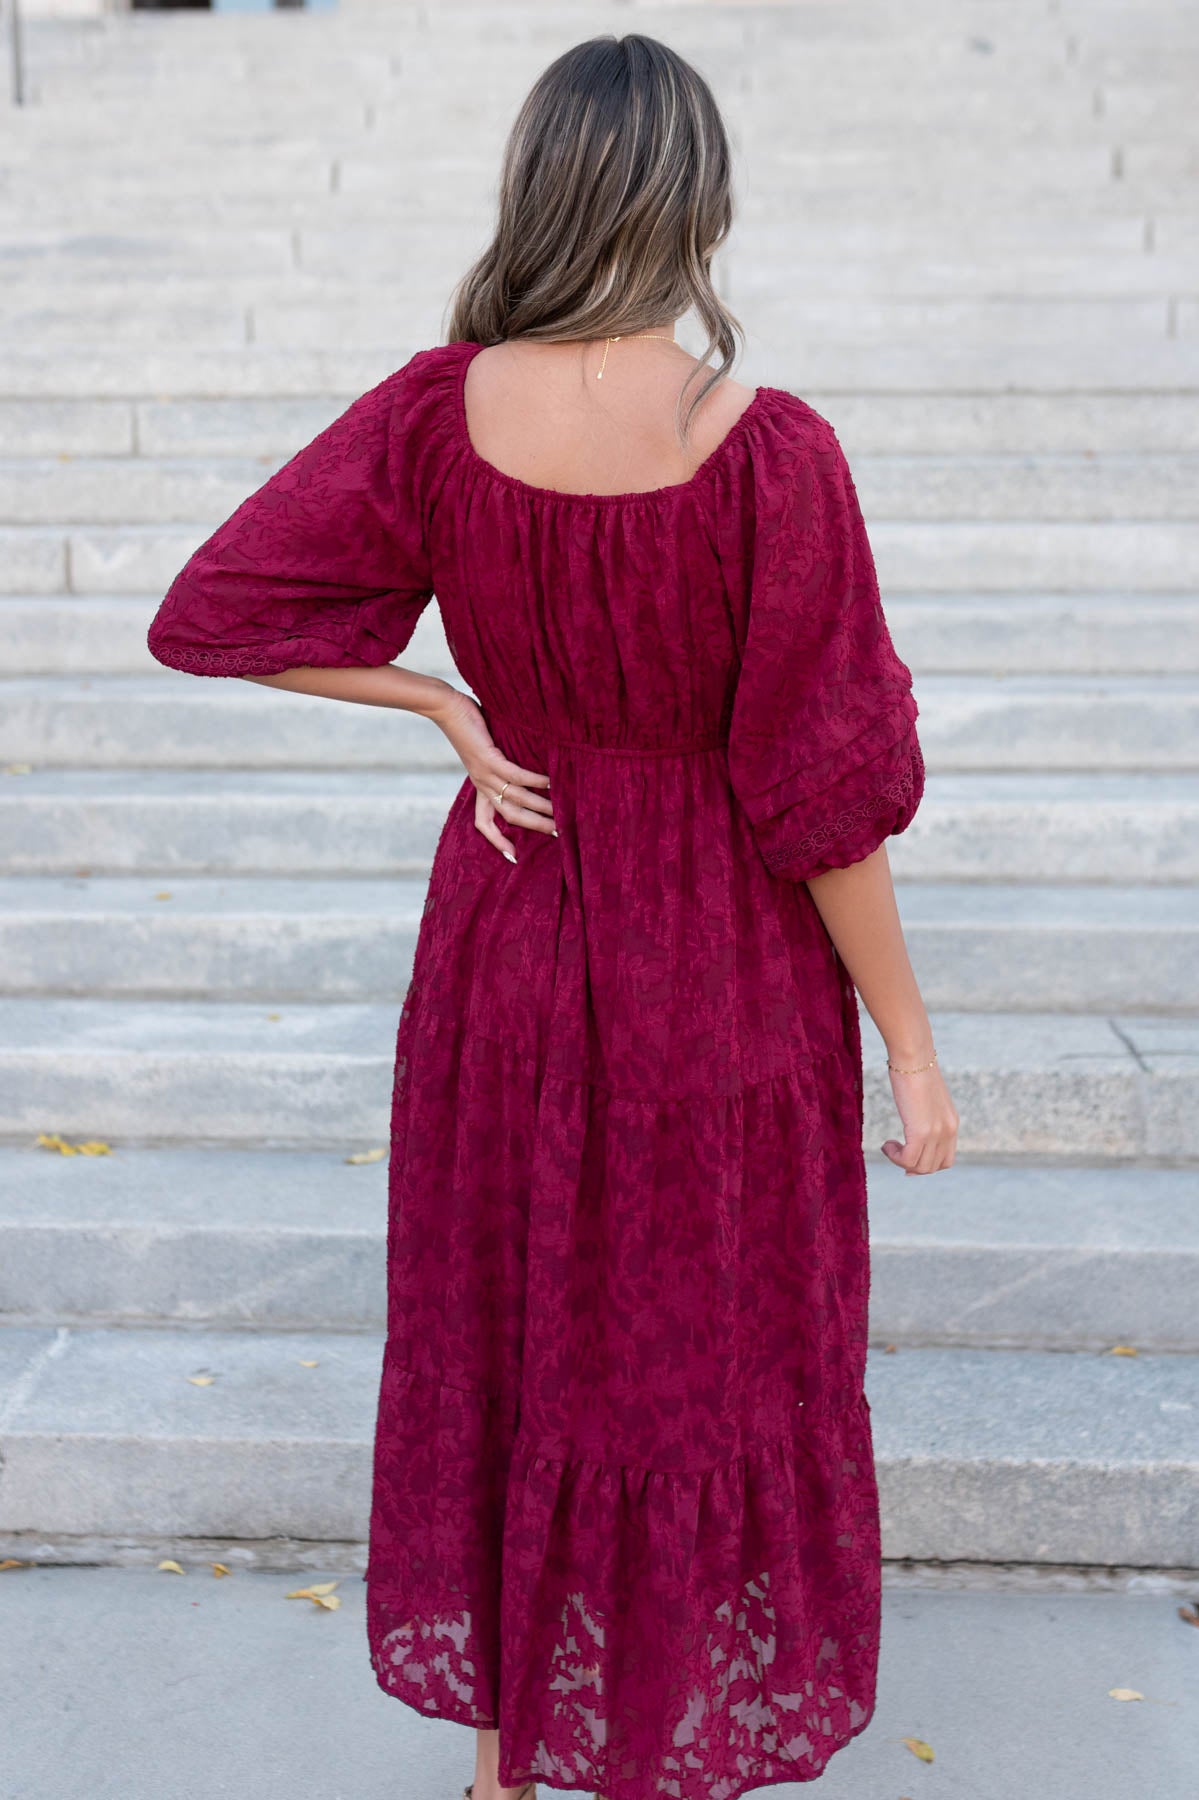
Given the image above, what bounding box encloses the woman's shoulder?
[740,383,852,500]
[367,340,473,411]
[322,342,473,475]
[750,381,840,448]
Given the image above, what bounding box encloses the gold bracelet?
[887,1051,938,1074]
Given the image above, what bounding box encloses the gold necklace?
[596,332,676,381]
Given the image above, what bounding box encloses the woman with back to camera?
[147,33,958,1800]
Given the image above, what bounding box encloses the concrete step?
[0,596,456,676]
[1,1574,1194,1800]
[0,398,135,456]
[256,299,1187,361]
[0,769,461,876]
[7,452,1199,526]
[3,296,1192,362]
[0,209,1174,273]
[4,673,1197,771]
[4,595,1197,679]
[867,1161,1199,1351]
[2,385,1198,468]
[12,169,1189,237]
[0,876,427,1001]
[5,518,1199,596]
[1,1146,1194,1351]
[3,141,1162,201]
[828,393,1199,454]
[4,391,1199,461]
[2,877,1194,1013]
[896,882,1199,1012]
[0,1323,1192,1564]
[0,999,1192,1158]
[7,244,1197,303]
[0,677,464,767]
[6,341,1199,402]
[2,769,1194,883]
[12,78,1185,139]
[879,596,1199,676]
[0,457,282,527]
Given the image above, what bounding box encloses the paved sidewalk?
[2,1566,1194,1799]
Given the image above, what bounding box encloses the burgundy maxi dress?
[147,336,925,1800]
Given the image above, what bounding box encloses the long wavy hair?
[445,33,743,442]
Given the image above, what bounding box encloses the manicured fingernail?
[551,828,558,838]
[504,849,516,863]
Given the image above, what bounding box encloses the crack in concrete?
[0,1325,71,1434]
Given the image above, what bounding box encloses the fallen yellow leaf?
[345,1147,387,1165]
[1108,1344,1139,1357]
[265,1012,281,1021]
[1178,1603,1199,1627]
[900,1737,935,1762]
[158,1560,185,1575]
[298,1359,319,1368]
[3,763,32,775]
[286,1580,342,1610]
[1108,1688,1143,1702]
[36,1134,112,1157]
[211,1564,231,1578]
[0,1559,28,1571]
[187,1374,216,1386]
[154,891,173,901]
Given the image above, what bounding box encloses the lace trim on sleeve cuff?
[762,737,925,877]
[147,643,311,677]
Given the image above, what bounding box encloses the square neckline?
[453,337,766,508]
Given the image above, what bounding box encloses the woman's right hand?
[426,686,555,862]
[881,1061,959,1176]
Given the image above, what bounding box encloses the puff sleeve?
[146,355,436,678]
[727,405,925,882]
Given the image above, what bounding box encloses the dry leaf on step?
[36,1134,112,1156]
[287,1581,342,1609]
[1108,1688,1144,1701]
[212,1564,231,1577]
[187,1374,216,1386]
[1178,1603,1199,1627]
[1108,1344,1139,1356]
[1,1559,28,1571]
[900,1737,935,1761]
[345,1147,387,1165]
[157,1560,185,1575]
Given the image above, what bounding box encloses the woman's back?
[461,337,759,499]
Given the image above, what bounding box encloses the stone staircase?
[1,0,1196,1578]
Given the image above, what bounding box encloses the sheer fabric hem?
[366,1358,880,1800]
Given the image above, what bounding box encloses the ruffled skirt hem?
[364,1358,881,1800]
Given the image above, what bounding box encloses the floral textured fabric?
[147,338,924,1800]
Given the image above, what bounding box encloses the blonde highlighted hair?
[446,33,743,441]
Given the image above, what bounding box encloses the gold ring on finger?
[495,780,511,805]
